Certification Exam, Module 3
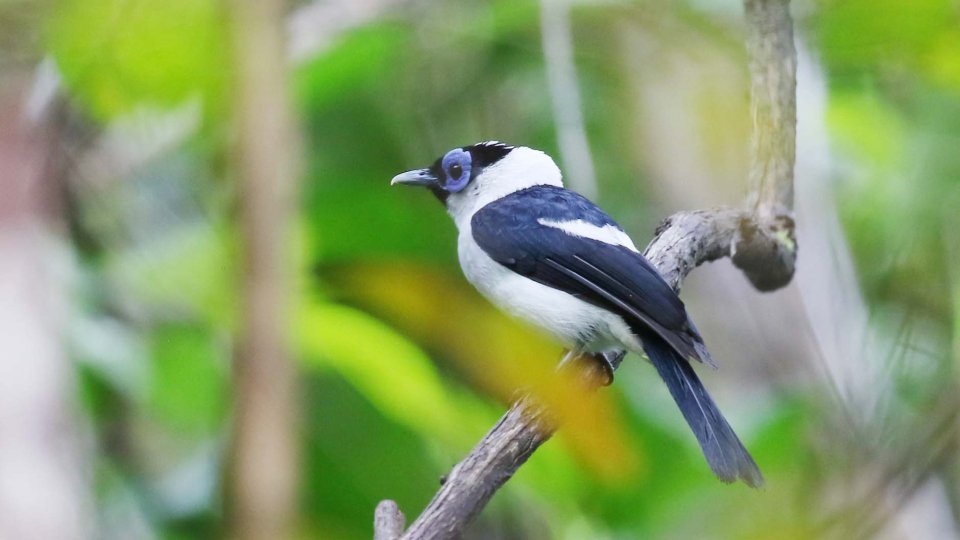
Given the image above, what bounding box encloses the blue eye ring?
[441,149,472,192]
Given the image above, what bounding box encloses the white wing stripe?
[537,218,639,252]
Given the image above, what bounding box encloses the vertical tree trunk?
[226,0,301,537]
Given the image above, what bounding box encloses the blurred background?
[1,0,959,538]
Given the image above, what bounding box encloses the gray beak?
[390,168,437,187]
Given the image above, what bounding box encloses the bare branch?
[374,500,406,540]
[741,0,798,290]
[397,397,553,540]
[645,208,745,290]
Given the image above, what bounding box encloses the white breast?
[457,223,641,353]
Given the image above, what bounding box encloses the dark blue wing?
[470,185,712,366]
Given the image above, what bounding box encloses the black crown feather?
[464,141,515,167]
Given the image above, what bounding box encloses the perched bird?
[391,141,762,487]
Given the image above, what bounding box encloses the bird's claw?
[592,350,625,386]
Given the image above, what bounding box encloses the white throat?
[446,146,564,228]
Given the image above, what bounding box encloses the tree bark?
[740,0,797,291]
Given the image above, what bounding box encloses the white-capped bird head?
[391,141,563,226]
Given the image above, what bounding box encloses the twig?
[375,1,798,538]
[374,501,407,540]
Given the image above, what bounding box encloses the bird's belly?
[458,232,639,352]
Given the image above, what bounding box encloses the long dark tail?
[643,336,764,487]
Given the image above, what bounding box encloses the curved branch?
[397,393,560,540]
[375,1,798,538]
[742,0,798,290]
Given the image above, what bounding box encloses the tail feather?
[643,336,764,487]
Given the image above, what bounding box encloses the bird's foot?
[591,350,626,386]
[559,349,625,386]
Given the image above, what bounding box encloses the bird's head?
[391,142,563,223]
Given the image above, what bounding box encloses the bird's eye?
[440,148,472,193]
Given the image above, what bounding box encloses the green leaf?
[47,0,228,120]
[298,301,485,446]
[815,0,953,72]
[148,323,227,433]
[301,372,441,538]
[295,23,409,115]
[107,223,237,328]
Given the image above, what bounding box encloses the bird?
[391,141,762,487]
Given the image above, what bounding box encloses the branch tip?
[374,500,406,540]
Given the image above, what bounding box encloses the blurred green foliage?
[28,0,960,537]
[48,0,228,120]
